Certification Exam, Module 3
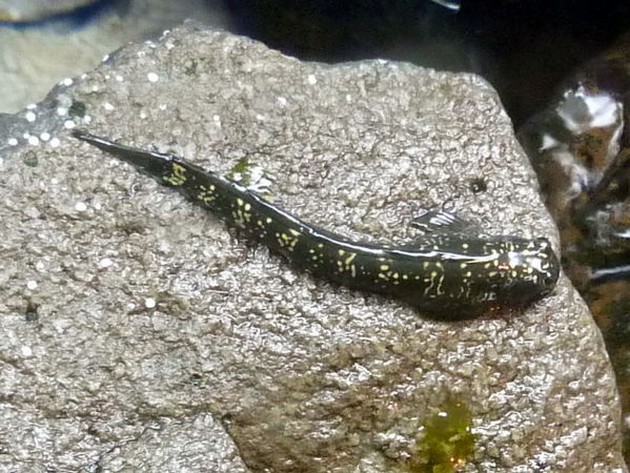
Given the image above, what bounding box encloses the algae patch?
[407,397,475,473]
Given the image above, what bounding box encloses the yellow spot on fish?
[163,163,187,186]
[277,230,300,249]
[344,253,356,265]
[196,185,216,204]
[380,264,390,271]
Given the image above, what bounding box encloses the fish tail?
[72,130,174,179]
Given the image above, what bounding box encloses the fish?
[72,130,559,317]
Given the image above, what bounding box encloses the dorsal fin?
[409,209,477,234]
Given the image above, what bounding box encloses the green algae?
[227,156,273,199]
[228,156,253,186]
[407,397,475,473]
[68,100,87,119]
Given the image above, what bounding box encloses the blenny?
[73,131,559,317]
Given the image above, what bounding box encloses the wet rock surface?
[519,31,630,464]
[0,23,625,472]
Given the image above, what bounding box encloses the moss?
[407,397,475,473]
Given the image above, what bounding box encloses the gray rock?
[0,0,228,113]
[0,23,625,473]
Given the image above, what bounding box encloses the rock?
[0,0,228,113]
[0,22,625,473]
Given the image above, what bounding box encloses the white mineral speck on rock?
[26,280,37,290]
[25,111,36,122]
[307,74,317,85]
[57,107,68,116]
[115,75,124,82]
[27,136,39,146]
[62,78,73,87]
[98,258,113,269]
[21,346,33,357]
[104,103,115,111]
[50,137,61,148]
[147,72,159,83]
[64,120,76,129]
[40,132,50,141]
[75,202,88,212]
[145,298,156,309]
[26,103,37,110]
[35,261,45,271]
[7,138,18,146]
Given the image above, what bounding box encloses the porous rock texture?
[0,23,625,473]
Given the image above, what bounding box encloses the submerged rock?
[0,0,98,23]
[519,30,630,468]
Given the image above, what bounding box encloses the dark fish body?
[73,131,560,317]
